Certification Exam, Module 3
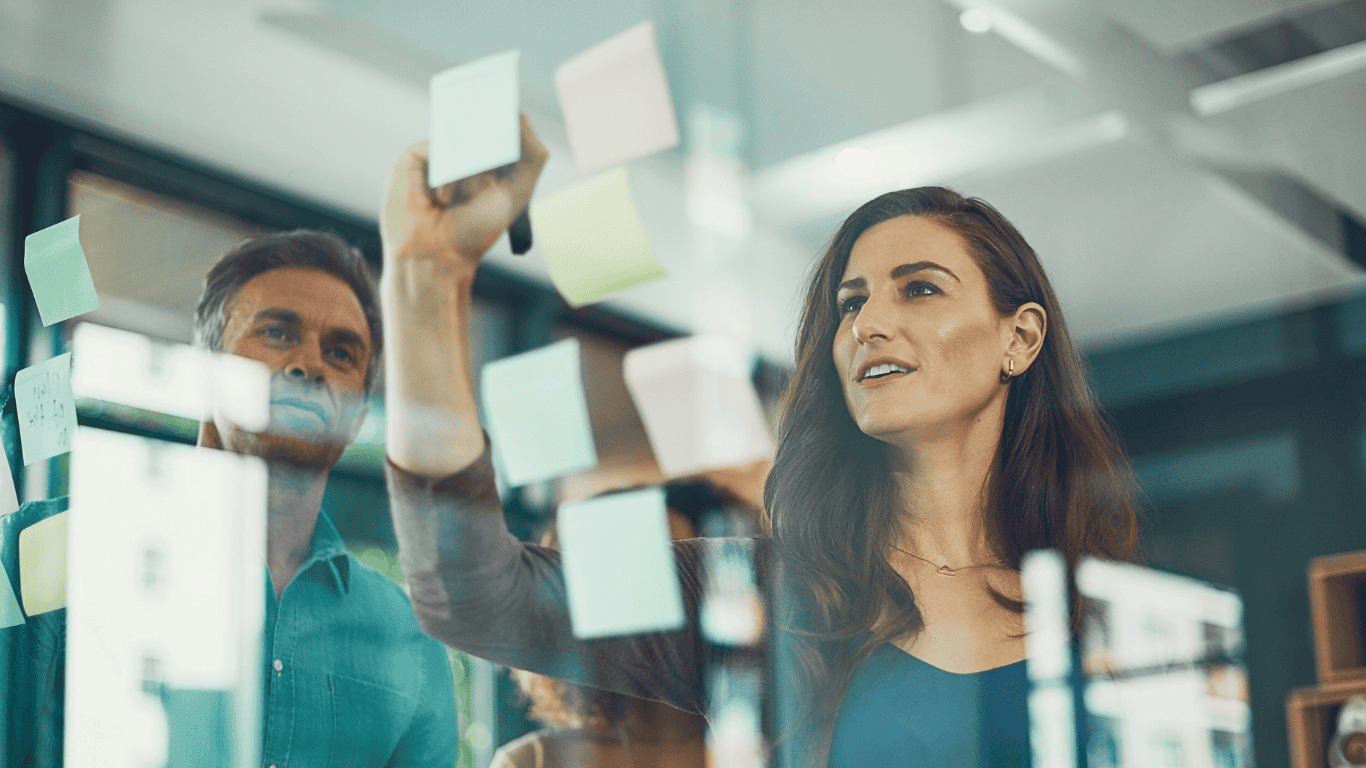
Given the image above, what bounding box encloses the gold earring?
[1000,359,1014,383]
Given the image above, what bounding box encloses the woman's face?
[832,215,1028,444]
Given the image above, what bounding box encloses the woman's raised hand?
[381,114,549,271]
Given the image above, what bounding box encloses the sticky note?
[71,324,270,433]
[0,566,23,627]
[480,339,597,486]
[15,353,77,465]
[555,21,680,175]
[533,168,666,307]
[24,216,101,327]
[65,428,266,767]
[19,511,67,615]
[557,487,684,638]
[624,336,772,478]
[429,49,521,188]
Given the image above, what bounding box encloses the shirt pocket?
[327,672,420,768]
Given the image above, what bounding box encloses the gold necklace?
[890,543,1006,577]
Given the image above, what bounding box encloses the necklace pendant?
[937,565,957,577]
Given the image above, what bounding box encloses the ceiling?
[1,0,1363,362]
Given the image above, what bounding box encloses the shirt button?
[273,659,283,672]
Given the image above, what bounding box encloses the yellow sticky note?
[19,511,67,615]
[533,168,665,307]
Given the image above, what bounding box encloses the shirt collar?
[304,510,351,596]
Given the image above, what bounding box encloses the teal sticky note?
[557,487,685,639]
[0,566,23,627]
[24,216,100,327]
[428,49,521,188]
[15,353,77,465]
[480,338,597,487]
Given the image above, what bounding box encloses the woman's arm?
[379,119,709,713]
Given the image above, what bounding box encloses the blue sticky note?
[557,487,685,639]
[0,566,23,627]
[428,49,521,188]
[15,353,77,465]
[24,216,100,327]
[480,338,597,487]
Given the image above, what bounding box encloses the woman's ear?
[198,419,224,450]
[1007,302,1047,371]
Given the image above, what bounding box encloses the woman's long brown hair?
[762,187,1142,765]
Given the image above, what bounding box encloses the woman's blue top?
[829,644,1032,768]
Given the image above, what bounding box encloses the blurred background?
[1,0,1364,766]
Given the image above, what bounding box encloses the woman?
[378,118,1140,767]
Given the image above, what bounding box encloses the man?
[2,229,461,768]
[193,229,461,767]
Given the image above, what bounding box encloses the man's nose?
[284,343,327,386]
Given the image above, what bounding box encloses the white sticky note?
[19,511,67,615]
[15,353,77,465]
[557,487,684,639]
[72,323,270,433]
[555,21,680,175]
[624,336,772,478]
[0,566,23,627]
[429,49,521,188]
[66,428,267,768]
[24,216,101,327]
[481,339,597,487]
[533,168,666,307]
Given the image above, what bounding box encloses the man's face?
[212,267,372,469]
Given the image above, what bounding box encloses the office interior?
[2,1,1366,767]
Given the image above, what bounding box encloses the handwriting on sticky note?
[533,168,666,307]
[19,511,67,615]
[429,49,521,188]
[624,336,773,478]
[481,339,597,486]
[0,565,23,627]
[16,353,77,465]
[24,216,101,327]
[557,487,684,639]
[556,21,680,175]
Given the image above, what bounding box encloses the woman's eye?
[839,296,865,314]
[332,348,353,363]
[906,281,939,298]
[262,327,288,341]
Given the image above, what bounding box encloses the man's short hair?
[193,230,383,391]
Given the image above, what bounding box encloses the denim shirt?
[0,497,68,768]
[262,510,461,768]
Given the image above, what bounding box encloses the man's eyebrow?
[251,308,302,325]
[325,327,368,350]
[836,261,960,293]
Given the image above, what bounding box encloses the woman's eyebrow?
[890,261,959,282]
[836,277,866,293]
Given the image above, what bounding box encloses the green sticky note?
[533,167,666,307]
[480,338,597,487]
[24,216,100,327]
[557,487,684,639]
[429,49,521,188]
[19,511,67,615]
[0,565,23,627]
[15,353,76,465]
